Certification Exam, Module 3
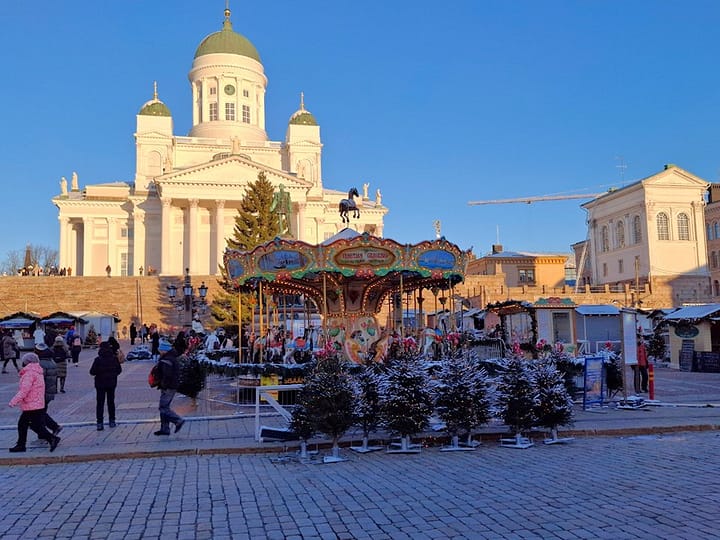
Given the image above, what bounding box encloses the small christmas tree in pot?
[435,352,493,451]
[351,361,384,453]
[496,357,536,448]
[379,354,433,453]
[531,359,575,444]
[290,392,317,462]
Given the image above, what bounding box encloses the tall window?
[618,259,624,274]
[677,213,690,240]
[616,220,625,248]
[715,280,720,296]
[601,226,609,252]
[242,105,250,124]
[243,89,249,98]
[657,212,669,240]
[712,251,718,269]
[632,215,642,244]
[715,222,720,239]
[708,223,714,241]
[209,102,218,121]
[225,102,235,121]
[602,263,607,277]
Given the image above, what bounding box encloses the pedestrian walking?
[8,353,60,453]
[637,338,649,393]
[154,339,185,436]
[2,330,20,373]
[37,346,62,436]
[150,325,160,362]
[70,332,82,366]
[89,341,122,430]
[130,322,137,346]
[52,335,70,393]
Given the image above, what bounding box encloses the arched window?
[657,212,669,240]
[601,226,609,252]
[714,222,720,239]
[615,220,625,248]
[677,213,690,241]
[632,215,642,244]
[708,222,713,241]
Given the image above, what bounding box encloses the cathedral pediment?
[642,165,709,188]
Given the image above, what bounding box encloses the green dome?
[139,100,171,117]
[194,19,261,62]
[289,111,318,126]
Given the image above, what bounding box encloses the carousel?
[224,227,470,363]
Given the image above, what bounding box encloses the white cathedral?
[53,7,387,277]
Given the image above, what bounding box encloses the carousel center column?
[214,199,226,274]
[160,197,172,275]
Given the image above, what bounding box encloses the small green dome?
[195,18,261,62]
[289,111,318,126]
[139,100,171,117]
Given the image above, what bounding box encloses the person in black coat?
[154,340,185,436]
[89,342,122,431]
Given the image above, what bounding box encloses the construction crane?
[468,192,608,206]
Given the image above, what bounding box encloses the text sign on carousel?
[334,247,396,267]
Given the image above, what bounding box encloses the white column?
[188,198,199,274]
[161,197,172,275]
[133,210,146,276]
[192,81,199,126]
[82,217,94,276]
[58,216,69,269]
[215,199,226,275]
[107,217,117,271]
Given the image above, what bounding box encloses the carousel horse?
[422,327,436,358]
[339,187,360,223]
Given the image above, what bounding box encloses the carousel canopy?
[224,230,470,317]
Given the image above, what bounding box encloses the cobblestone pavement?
[1,430,720,539]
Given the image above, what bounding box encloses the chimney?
[491,244,503,254]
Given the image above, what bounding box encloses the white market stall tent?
[68,311,121,342]
[574,304,621,355]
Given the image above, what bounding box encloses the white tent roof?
[663,304,720,321]
[575,305,620,316]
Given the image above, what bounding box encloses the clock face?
[224,84,236,95]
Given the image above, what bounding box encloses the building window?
[715,280,720,296]
[242,105,250,124]
[209,87,217,95]
[657,212,670,240]
[618,259,624,274]
[602,263,608,277]
[715,222,720,240]
[632,215,642,244]
[519,269,535,283]
[243,89,249,98]
[601,226,609,252]
[677,212,690,241]
[616,220,625,248]
[712,251,718,269]
[225,102,235,121]
[209,102,218,121]
[708,223,714,241]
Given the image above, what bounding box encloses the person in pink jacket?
[8,353,60,453]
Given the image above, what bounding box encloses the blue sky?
[3,1,720,260]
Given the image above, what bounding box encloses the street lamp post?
[167,268,208,329]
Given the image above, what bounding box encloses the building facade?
[467,244,568,289]
[704,184,720,297]
[53,8,387,277]
[578,164,711,305]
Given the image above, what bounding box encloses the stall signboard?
[583,356,605,410]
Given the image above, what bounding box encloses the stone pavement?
[1,342,719,466]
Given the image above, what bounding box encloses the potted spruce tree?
[435,353,493,451]
[351,362,384,453]
[378,355,433,453]
[531,359,575,444]
[496,357,536,448]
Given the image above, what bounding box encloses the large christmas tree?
[435,352,493,448]
[212,172,282,325]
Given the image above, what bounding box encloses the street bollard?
[648,363,655,400]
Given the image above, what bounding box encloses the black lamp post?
[167,268,208,329]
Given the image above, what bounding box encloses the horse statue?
[339,187,360,223]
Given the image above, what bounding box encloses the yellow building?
[467,244,568,289]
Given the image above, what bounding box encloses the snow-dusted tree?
[496,357,537,447]
[378,355,433,452]
[531,359,574,443]
[351,362,384,453]
[435,353,493,450]
[295,356,355,462]
[290,387,317,460]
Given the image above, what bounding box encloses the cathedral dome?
[194,10,261,62]
[288,93,318,126]
[138,82,171,117]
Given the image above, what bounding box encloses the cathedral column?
[107,218,117,271]
[58,216,69,269]
[314,217,324,244]
[188,198,199,274]
[215,200,226,275]
[82,217,94,276]
[133,210,146,276]
[294,204,305,242]
[160,197,172,275]
[192,82,199,126]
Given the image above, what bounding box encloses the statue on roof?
[270,184,293,237]
[60,177,68,196]
[71,171,79,191]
